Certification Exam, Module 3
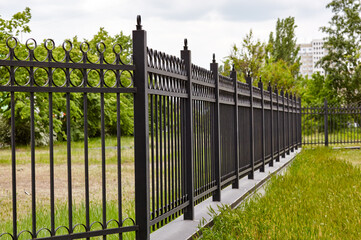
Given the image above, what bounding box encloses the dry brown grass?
[329,148,361,167]
[0,162,135,224]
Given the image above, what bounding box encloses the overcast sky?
[1,0,332,68]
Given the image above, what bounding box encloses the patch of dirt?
[0,163,135,223]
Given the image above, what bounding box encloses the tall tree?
[269,17,300,76]
[224,29,266,81]
[319,0,361,104]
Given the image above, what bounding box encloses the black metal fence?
[133,17,301,239]
[0,16,302,240]
[0,34,137,239]
[301,99,361,146]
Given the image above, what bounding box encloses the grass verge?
[199,148,361,239]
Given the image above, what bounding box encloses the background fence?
[301,99,361,146]
[0,16,302,240]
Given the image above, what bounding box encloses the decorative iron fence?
[301,99,361,146]
[0,34,137,239]
[0,16,302,240]
[133,16,301,239]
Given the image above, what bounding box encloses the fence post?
[211,54,221,201]
[281,89,286,158]
[246,74,254,179]
[181,39,194,219]
[289,93,295,152]
[275,85,280,162]
[133,16,150,240]
[298,97,302,147]
[324,98,329,146]
[231,65,240,188]
[259,79,265,172]
[295,94,299,150]
[268,82,274,167]
[286,92,290,155]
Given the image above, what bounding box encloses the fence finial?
[136,15,142,30]
[247,71,251,78]
[184,38,188,50]
[212,53,216,63]
[274,84,278,93]
[232,64,235,72]
[258,77,263,88]
[267,81,272,91]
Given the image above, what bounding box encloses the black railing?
[0,36,137,239]
[0,16,302,240]
[133,17,301,239]
[302,99,361,146]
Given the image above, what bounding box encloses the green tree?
[268,16,300,77]
[223,29,267,81]
[297,73,338,106]
[221,19,300,93]
[259,59,295,91]
[319,0,361,104]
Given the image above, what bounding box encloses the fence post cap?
[184,38,188,50]
[267,81,272,91]
[246,73,252,85]
[136,15,142,30]
[258,77,263,88]
[274,84,278,93]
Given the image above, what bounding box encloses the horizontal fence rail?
[302,99,361,146]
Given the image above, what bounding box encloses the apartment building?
[298,39,327,77]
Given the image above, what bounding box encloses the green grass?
[199,148,361,239]
[0,201,135,240]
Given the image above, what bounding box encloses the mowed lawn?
[200,148,361,239]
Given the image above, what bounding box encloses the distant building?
[298,39,328,77]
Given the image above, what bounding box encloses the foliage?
[319,0,361,104]
[0,8,134,146]
[0,7,31,42]
[268,17,301,76]
[259,59,296,91]
[222,30,267,81]
[200,148,361,239]
[221,17,301,94]
[0,114,10,147]
[297,72,339,106]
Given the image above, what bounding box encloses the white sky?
[1,0,332,68]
